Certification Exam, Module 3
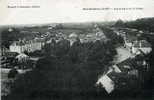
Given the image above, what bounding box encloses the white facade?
[9,41,44,53]
[10,45,22,53]
[96,75,115,94]
[131,40,152,54]
[16,53,29,62]
[132,47,152,54]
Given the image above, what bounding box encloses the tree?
[114,19,125,27]
[1,28,20,48]
[8,68,18,79]
[5,38,118,100]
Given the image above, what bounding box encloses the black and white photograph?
[0,0,154,100]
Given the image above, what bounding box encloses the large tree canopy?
[5,37,117,100]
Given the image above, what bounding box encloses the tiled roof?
[4,52,19,57]
[116,58,138,73]
[106,71,132,89]
[96,74,115,93]
[10,38,45,46]
[125,35,138,42]
[107,71,128,83]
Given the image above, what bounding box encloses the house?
[96,67,141,94]
[131,40,152,55]
[96,71,131,94]
[96,74,115,94]
[16,53,29,62]
[96,48,149,94]
[69,33,78,46]
[112,57,140,77]
[123,35,138,50]
[115,58,138,73]
[113,53,149,74]
[107,72,136,90]
[9,39,44,53]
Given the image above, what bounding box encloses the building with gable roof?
[96,54,149,94]
[96,74,115,94]
[131,40,152,54]
[9,38,45,53]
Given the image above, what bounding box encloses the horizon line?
[0,17,153,26]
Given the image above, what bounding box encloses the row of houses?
[114,28,152,55]
[96,28,152,94]
[96,54,149,94]
[131,40,152,55]
[123,34,152,55]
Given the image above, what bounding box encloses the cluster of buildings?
[43,24,107,46]
[79,31,107,43]
[66,25,108,45]
[96,28,152,94]
[131,40,152,55]
[114,28,152,55]
[8,24,61,54]
[5,25,106,68]
[79,25,107,43]
[96,52,149,94]
[1,28,47,69]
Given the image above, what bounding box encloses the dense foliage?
[4,38,117,100]
[100,27,124,45]
[114,17,154,32]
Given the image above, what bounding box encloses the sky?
[0,0,154,25]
